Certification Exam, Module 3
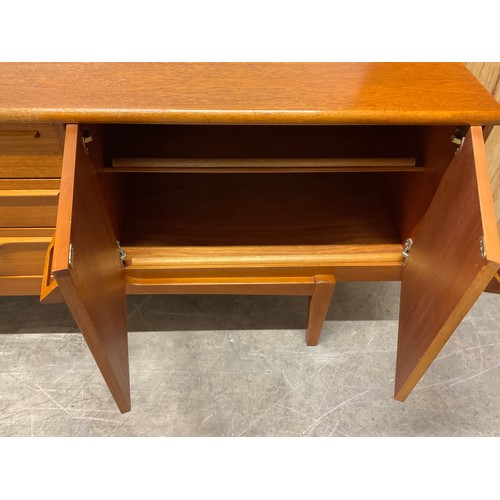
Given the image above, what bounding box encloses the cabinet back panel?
[103,125,423,173]
[119,172,400,248]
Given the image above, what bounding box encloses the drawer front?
[0,188,59,227]
[0,154,62,178]
[0,236,52,275]
[0,179,60,190]
[0,124,63,178]
[0,124,62,155]
[0,276,44,296]
[0,227,56,237]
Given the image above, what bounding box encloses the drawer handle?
[0,130,40,138]
[40,236,63,304]
[0,189,59,198]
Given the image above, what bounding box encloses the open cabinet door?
[395,126,500,401]
[51,124,130,412]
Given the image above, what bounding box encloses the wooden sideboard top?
[0,63,499,125]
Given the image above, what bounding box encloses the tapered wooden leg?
[306,275,335,346]
[485,272,500,293]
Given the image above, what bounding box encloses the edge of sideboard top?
[1,62,500,125]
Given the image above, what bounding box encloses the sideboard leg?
[306,275,335,346]
[484,272,500,293]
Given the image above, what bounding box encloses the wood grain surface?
[111,157,418,173]
[486,126,500,233]
[125,274,334,345]
[122,245,403,268]
[395,127,500,401]
[0,189,58,227]
[0,179,60,190]
[485,272,500,293]
[0,227,55,237]
[376,126,457,242]
[465,63,500,293]
[465,64,500,228]
[0,63,499,125]
[0,155,62,178]
[106,123,421,172]
[0,236,51,275]
[39,236,64,304]
[0,123,63,155]
[125,275,316,295]
[465,63,500,98]
[0,276,45,296]
[306,275,335,346]
[119,173,400,247]
[52,124,130,413]
[124,262,402,284]
[117,171,404,283]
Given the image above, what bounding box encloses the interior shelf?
[118,172,403,269]
[102,124,423,173]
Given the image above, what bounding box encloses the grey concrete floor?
[0,282,499,436]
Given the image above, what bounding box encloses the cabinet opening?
[101,124,423,173]
[105,171,404,272]
[84,124,458,277]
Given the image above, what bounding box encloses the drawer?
[0,123,62,155]
[0,182,59,227]
[0,124,63,178]
[0,179,60,189]
[0,276,45,296]
[0,232,53,275]
[0,155,62,178]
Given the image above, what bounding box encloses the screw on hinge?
[402,238,413,265]
[479,237,486,259]
[68,243,74,268]
[82,130,93,155]
[451,128,466,155]
[117,241,127,264]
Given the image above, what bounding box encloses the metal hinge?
[451,128,467,155]
[402,238,413,265]
[479,237,486,259]
[68,243,74,268]
[68,242,126,269]
[82,130,93,155]
[117,241,127,266]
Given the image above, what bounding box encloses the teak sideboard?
[1,63,499,412]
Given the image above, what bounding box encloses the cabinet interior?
[102,124,423,172]
[91,124,456,272]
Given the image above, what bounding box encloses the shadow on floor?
[0,282,401,334]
